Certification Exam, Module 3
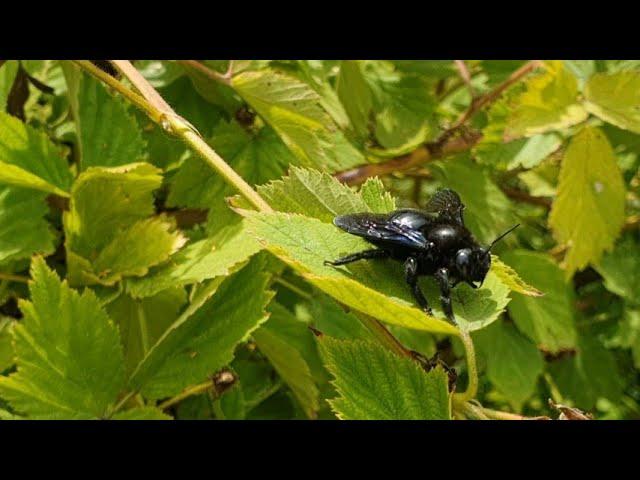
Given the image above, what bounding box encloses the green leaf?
[430,156,518,245]
[253,303,321,418]
[70,71,146,169]
[231,68,364,172]
[0,318,15,372]
[168,120,296,209]
[0,61,18,108]
[106,287,187,374]
[491,255,543,297]
[501,250,577,353]
[112,406,172,420]
[307,294,376,341]
[254,166,376,223]
[126,220,261,298]
[0,257,125,419]
[244,211,509,333]
[318,337,451,420]
[549,332,624,410]
[0,111,72,196]
[129,256,274,399]
[585,71,640,133]
[549,127,626,278]
[367,64,436,150]
[0,185,56,265]
[63,163,184,286]
[89,216,186,285]
[613,309,640,369]
[474,320,544,411]
[505,61,588,139]
[336,60,374,138]
[595,235,640,303]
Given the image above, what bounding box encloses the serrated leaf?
[549,333,624,411]
[0,61,18,108]
[168,120,296,209]
[244,211,508,333]
[501,250,577,353]
[308,294,377,341]
[549,127,625,278]
[255,166,373,223]
[70,71,146,169]
[505,61,588,139]
[129,256,274,399]
[126,220,261,298]
[491,255,543,297]
[0,257,125,419]
[0,318,15,372]
[90,216,186,285]
[112,406,172,420]
[595,235,640,303]
[318,337,451,420]
[584,71,640,133]
[359,177,396,213]
[430,156,518,245]
[63,163,183,286]
[253,303,321,418]
[106,288,187,374]
[367,64,436,150]
[474,320,544,411]
[0,111,72,196]
[231,68,364,172]
[0,185,55,265]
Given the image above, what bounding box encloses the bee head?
[455,224,520,288]
[455,248,491,287]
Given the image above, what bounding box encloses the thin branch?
[110,60,176,114]
[454,60,475,98]
[177,60,232,86]
[355,312,416,359]
[500,186,552,208]
[158,381,213,411]
[335,60,542,186]
[453,328,478,404]
[0,272,29,284]
[480,406,550,420]
[73,60,272,213]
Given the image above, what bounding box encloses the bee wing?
[334,213,430,250]
[425,188,465,226]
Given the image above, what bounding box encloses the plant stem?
[0,272,29,284]
[111,390,137,415]
[335,60,541,185]
[177,60,232,86]
[71,60,272,214]
[137,301,150,356]
[71,61,164,124]
[158,380,213,411]
[164,114,273,213]
[480,407,550,420]
[273,277,313,300]
[453,328,478,404]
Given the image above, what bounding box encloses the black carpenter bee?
[324,189,519,324]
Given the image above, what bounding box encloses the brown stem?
[500,186,552,208]
[335,60,542,186]
[454,60,475,98]
[177,60,232,86]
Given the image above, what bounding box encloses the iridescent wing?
[333,211,431,250]
[425,188,465,226]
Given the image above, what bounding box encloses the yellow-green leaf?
[585,71,640,133]
[549,127,625,278]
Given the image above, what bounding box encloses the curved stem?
[453,328,478,404]
[158,380,213,411]
[0,272,29,284]
[71,60,272,214]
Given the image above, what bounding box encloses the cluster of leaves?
[0,60,638,420]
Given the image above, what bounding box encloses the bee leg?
[324,249,388,266]
[435,267,457,325]
[404,257,432,315]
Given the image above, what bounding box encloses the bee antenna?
[485,224,520,255]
